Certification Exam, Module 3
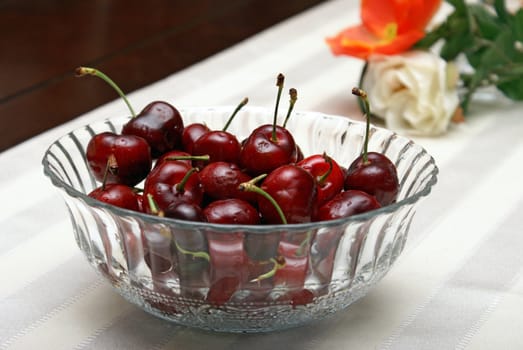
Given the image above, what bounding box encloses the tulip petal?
[362,0,441,35]
[326,25,425,60]
[326,0,442,59]
[396,0,442,34]
[361,0,397,37]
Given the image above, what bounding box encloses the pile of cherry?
[79,68,400,226]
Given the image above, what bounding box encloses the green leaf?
[441,33,474,60]
[497,79,523,100]
[491,29,523,62]
[512,9,523,41]
[469,4,503,40]
[414,24,446,49]
[446,0,467,13]
[466,46,488,69]
[493,0,511,24]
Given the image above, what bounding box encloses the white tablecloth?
[2,1,523,349]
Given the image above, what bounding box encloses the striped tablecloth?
[2,1,523,349]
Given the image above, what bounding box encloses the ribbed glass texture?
[42,107,438,332]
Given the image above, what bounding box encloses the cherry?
[298,153,345,206]
[87,157,141,211]
[313,189,381,221]
[86,132,151,186]
[143,161,203,214]
[206,275,241,306]
[240,164,317,224]
[240,124,297,175]
[198,161,257,204]
[181,122,210,154]
[89,184,140,211]
[345,153,399,206]
[122,100,184,158]
[155,150,192,168]
[280,289,315,307]
[76,66,184,158]
[203,198,260,225]
[155,151,209,169]
[191,98,247,165]
[164,200,206,222]
[206,233,249,305]
[345,88,399,206]
[240,75,298,175]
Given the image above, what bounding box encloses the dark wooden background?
[0,0,327,152]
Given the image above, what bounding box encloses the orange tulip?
[326,0,441,59]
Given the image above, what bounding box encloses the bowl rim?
[42,106,439,233]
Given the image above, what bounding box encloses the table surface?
[2,0,523,349]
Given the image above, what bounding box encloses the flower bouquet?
[326,0,523,136]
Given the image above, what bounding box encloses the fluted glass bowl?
[42,106,437,333]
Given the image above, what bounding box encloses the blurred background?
[0,0,327,152]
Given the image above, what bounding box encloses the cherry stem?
[352,87,370,164]
[282,88,297,128]
[101,154,118,191]
[223,97,248,132]
[317,153,333,187]
[250,256,286,283]
[75,66,136,118]
[238,174,288,225]
[164,155,210,162]
[175,167,198,194]
[174,240,210,261]
[146,193,165,217]
[272,73,285,142]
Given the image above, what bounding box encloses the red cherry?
[86,132,151,186]
[203,199,260,225]
[206,275,241,306]
[241,165,317,224]
[240,79,299,175]
[313,189,381,221]
[346,88,399,206]
[181,123,210,154]
[88,183,141,211]
[282,289,315,307]
[192,130,241,165]
[155,151,210,169]
[298,153,345,206]
[122,101,184,158]
[345,152,399,206]
[191,98,247,165]
[143,161,203,214]
[155,150,192,168]
[206,233,249,305]
[198,161,257,203]
[239,124,297,175]
[76,67,181,159]
[164,201,205,222]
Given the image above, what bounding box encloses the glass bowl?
[42,106,438,333]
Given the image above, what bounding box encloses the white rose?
[361,50,459,136]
